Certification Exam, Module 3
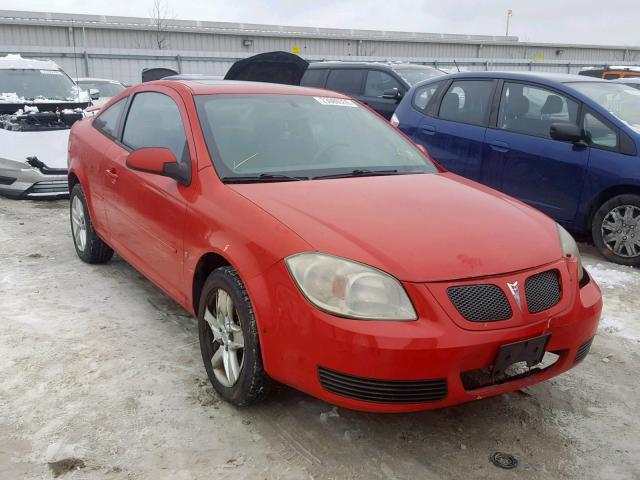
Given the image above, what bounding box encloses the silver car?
[0,54,89,199]
[74,77,126,107]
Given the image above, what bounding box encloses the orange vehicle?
[579,66,640,79]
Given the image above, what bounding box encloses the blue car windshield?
[568,82,640,134]
[195,94,437,181]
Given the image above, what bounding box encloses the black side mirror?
[550,123,584,144]
[382,88,403,100]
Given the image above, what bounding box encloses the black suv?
[220,52,446,120]
[300,62,445,119]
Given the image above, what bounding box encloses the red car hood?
[229,172,563,282]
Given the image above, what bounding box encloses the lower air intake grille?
[574,337,594,364]
[24,180,69,197]
[318,367,447,404]
[525,270,561,313]
[447,284,512,322]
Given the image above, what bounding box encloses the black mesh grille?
[318,367,447,404]
[574,337,594,364]
[525,270,561,314]
[447,284,512,322]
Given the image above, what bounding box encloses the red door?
[102,88,195,304]
[83,97,128,234]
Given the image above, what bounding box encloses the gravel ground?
[1,197,639,480]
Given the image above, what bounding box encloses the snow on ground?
[1,199,639,480]
[581,246,640,342]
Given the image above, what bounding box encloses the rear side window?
[438,80,494,126]
[325,69,365,95]
[94,98,126,138]
[364,70,402,97]
[413,83,440,111]
[497,82,579,139]
[300,68,327,88]
[122,92,187,160]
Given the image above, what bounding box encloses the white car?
[0,54,89,199]
[75,77,126,107]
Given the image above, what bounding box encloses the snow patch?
[44,441,86,463]
[0,53,59,71]
[587,261,640,342]
[588,263,639,289]
[319,406,340,422]
[1,92,26,103]
[599,310,640,342]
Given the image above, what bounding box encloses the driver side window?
[122,92,188,162]
[364,70,402,97]
[497,82,579,139]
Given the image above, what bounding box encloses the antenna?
[71,17,79,98]
[453,60,461,72]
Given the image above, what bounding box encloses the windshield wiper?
[221,173,309,183]
[313,169,401,180]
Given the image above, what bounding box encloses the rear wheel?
[198,266,272,406]
[592,194,640,267]
[70,184,114,264]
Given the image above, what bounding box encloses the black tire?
[592,193,640,267]
[198,266,272,406]
[69,184,114,264]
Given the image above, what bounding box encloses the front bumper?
[250,258,602,413]
[0,165,68,199]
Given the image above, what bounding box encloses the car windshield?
[77,81,125,97]
[196,94,437,181]
[567,81,640,134]
[393,67,445,86]
[0,69,80,102]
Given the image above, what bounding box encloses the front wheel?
[592,194,640,267]
[198,266,272,406]
[70,184,114,264]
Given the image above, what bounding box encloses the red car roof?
[156,79,349,98]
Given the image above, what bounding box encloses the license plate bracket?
[492,334,551,377]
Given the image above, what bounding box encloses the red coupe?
[67,79,602,412]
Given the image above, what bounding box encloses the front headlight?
[557,224,584,281]
[285,253,417,320]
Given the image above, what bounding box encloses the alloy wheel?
[71,196,87,252]
[204,288,245,387]
[601,204,640,258]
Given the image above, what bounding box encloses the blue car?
[393,71,640,266]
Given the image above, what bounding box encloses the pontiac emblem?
[507,281,522,310]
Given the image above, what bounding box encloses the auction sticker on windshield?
[314,97,358,107]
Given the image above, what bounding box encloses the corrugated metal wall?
[1,10,639,85]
